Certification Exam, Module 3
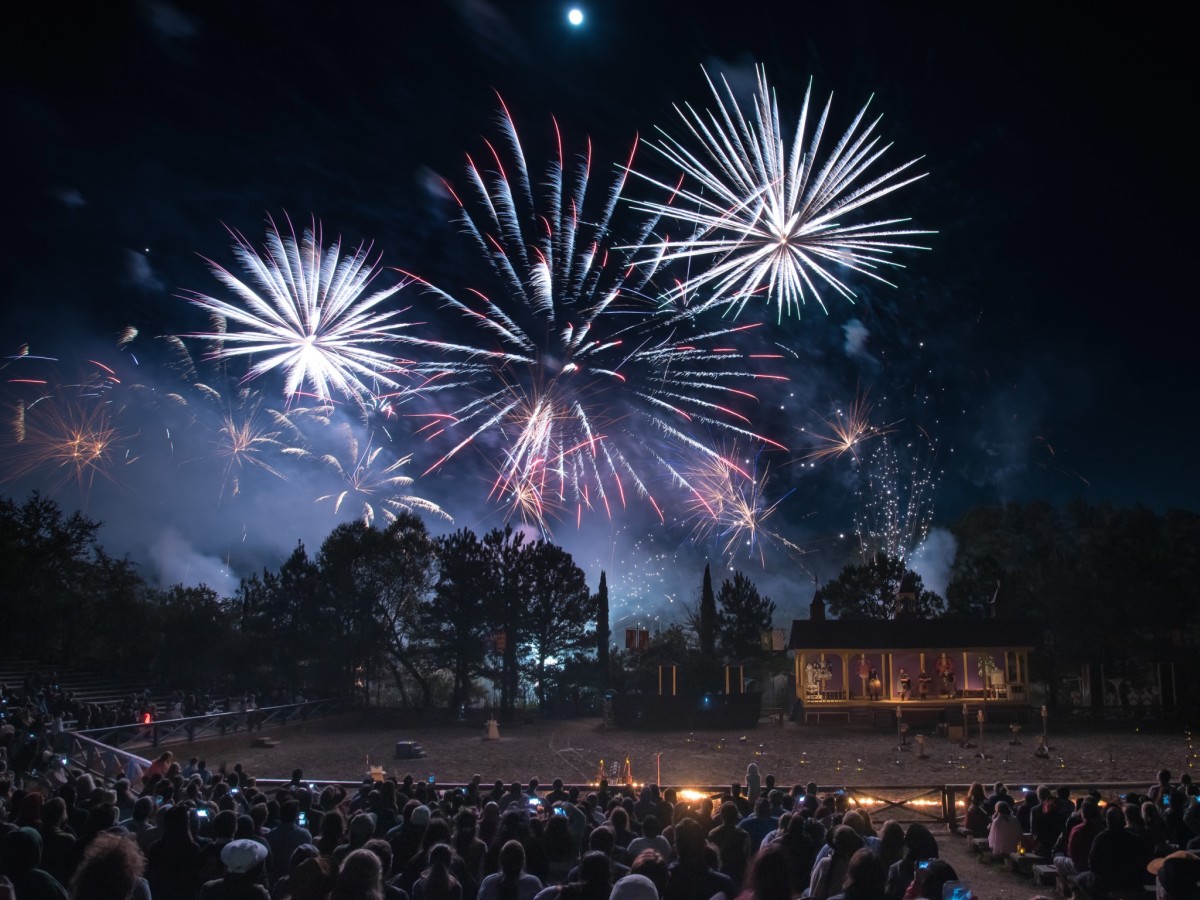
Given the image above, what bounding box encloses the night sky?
[1,1,1191,625]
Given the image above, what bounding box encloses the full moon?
[567,8,584,26]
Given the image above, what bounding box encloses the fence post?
[943,786,956,828]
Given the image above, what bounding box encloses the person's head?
[641,815,661,839]
[362,840,391,878]
[0,828,44,875]
[830,824,864,859]
[578,851,613,890]
[610,807,629,832]
[220,839,269,881]
[280,800,300,825]
[68,832,144,900]
[590,830,619,854]
[916,859,959,900]
[42,797,67,829]
[878,820,905,864]
[841,847,888,900]
[673,819,706,865]
[334,848,383,900]
[994,801,1012,818]
[609,874,658,900]
[754,798,771,818]
[967,783,985,804]
[841,810,866,835]
[1150,851,1200,900]
[1037,785,1052,803]
[1081,800,1100,823]
[902,823,939,862]
[498,839,526,877]
[743,841,792,900]
[994,781,1007,794]
[719,801,739,825]
[629,850,668,895]
[1107,805,1128,830]
[289,856,336,900]
[1159,769,1173,786]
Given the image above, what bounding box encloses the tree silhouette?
[596,570,610,686]
[716,571,776,660]
[698,562,717,656]
[821,553,944,620]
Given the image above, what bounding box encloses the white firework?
[185,216,412,404]
[310,421,450,526]
[631,66,931,320]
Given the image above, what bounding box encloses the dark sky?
[0,1,1191,620]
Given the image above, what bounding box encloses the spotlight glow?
[567,8,584,26]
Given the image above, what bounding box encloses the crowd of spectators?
[959,772,1200,898]
[2,737,1200,900]
[1,757,972,900]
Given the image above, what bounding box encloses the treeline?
[946,501,1200,667]
[0,494,597,714]
[818,500,1200,693]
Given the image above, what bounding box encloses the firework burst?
[309,421,449,526]
[682,449,802,565]
[3,383,135,503]
[184,216,413,404]
[400,103,787,531]
[630,66,931,320]
[801,389,895,462]
[853,431,940,563]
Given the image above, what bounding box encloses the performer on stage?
[918,669,932,700]
[867,667,882,701]
[898,668,912,700]
[935,652,955,699]
[855,654,870,699]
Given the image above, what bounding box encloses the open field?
[182,712,1197,790]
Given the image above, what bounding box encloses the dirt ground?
[180,714,1196,900]
[183,712,1195,790]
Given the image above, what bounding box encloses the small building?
[788,617,1037,726]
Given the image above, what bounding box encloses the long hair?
[497,840,526,900]
[69,832,145,900]
[420,844,460,900]
[333,848,383,900]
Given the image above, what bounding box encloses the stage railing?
[68,698,347,751]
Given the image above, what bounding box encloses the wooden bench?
[1031,864,1057,886]
[1007,852,1047,877]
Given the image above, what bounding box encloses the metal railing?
[69,698,347,750]
[62,732,152,785]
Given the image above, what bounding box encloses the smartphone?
[427,775,436,784]
[942,882,972,900]
[196,809,209,819]
[917,859,932,870]
[155,796,164,805]
[309,783,317,791]
[61,757,69,765]
[527,797,542,808]
[230,787,240,794]
[1164,794,1171,805]
[553,806,568,817]
[298,812,308,827]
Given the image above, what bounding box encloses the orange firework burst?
[801,390,895,462]
[4,389,136,503]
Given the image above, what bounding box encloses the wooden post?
[887,653,894,700]
[962,652,969,694]
[841,654,849,702]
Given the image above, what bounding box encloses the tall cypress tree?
[596,571,610,684]
[699,562,717,657]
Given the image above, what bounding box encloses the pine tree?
[698,563,717,657]
[596,571,610,684]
